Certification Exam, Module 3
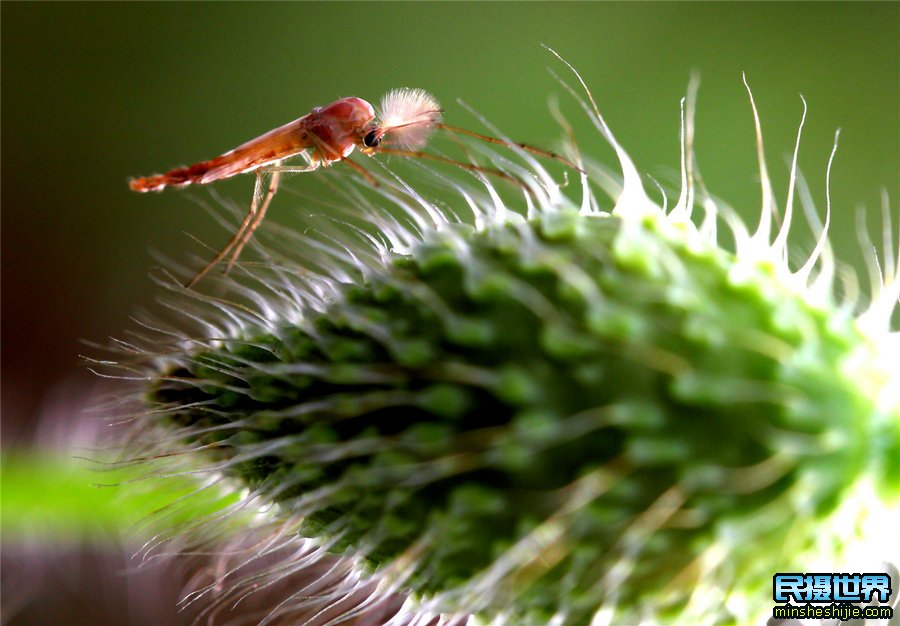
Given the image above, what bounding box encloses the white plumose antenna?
[378,88,443,150]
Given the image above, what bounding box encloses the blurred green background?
[2,2,897,624]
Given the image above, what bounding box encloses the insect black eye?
[364,130,380,148]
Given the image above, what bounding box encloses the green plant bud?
[124,66,899,625]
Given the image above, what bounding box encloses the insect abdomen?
[129,160,220,192]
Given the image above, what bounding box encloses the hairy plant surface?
[113,64,899,626]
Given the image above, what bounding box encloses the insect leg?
[221,158,329,276]
[340,157,379,186]
[184,168,269,288]
[376,147,526,188]
[437,123,584,173]
[223,165,284,275]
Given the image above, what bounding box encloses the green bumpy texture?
[152,211,879,623]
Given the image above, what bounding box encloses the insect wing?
[198,113,317,184]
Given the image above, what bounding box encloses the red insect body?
[129,88,578,288]
[129,97,375,193]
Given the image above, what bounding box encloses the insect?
[130,88,579,287]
